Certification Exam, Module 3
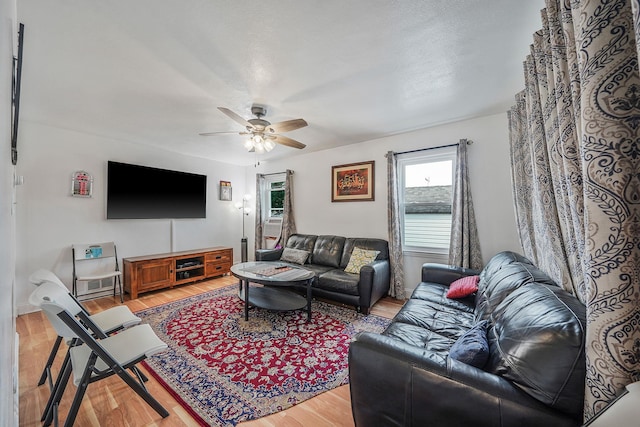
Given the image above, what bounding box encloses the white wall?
[246,112,522,294]
[15,121,248,314]
[15,111,523,315]
[1,0,18,424]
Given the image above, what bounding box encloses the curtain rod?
[392,139,473,156]
[258,171,292,177]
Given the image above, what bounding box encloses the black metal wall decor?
[11,23,24,166]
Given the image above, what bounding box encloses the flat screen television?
[107,161,207,219]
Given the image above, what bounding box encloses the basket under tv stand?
[123,246,233,299]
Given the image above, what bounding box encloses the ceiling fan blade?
[271,134,306,149]
[266,118,308,133]
[198,131,240,136]
[217,107,253,129]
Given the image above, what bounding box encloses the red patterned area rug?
[135,285,390,426]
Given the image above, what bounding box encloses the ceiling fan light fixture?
[264,139,276,151]
[205,105,307,152]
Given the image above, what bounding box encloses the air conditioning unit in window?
[263,217,283,249]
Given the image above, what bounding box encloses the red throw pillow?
[446,275,480,299]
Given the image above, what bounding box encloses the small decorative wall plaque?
[219,180,232,201]
[71,171,93,197]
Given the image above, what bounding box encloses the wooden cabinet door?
[136,258,174,292]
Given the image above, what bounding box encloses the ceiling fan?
[199,105,307,153]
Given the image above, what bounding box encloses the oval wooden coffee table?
[230,261,316,322]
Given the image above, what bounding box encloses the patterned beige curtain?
[254,174,266,251]
[277,170,297,248]
[634,1,640,59]
[386,151,405,299]
[448,139,482,270]
[255,170,297,250]
[509,0,640,421]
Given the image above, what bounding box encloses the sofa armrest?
[349,332,577,427]
[358,260,390,311]
[421,263,481,285]
[255,248,283,261]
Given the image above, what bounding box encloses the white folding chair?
[29,269,141,387]
[29,282,169,427]
[72,242,123,302]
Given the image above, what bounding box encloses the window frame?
[264,173,286,218]
[397,147,457,255]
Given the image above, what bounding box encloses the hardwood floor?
[18,276,403,427]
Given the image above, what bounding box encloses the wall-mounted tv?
[107,161,207,219]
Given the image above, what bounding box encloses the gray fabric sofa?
[349,251,586,426]
[255,233,390,314]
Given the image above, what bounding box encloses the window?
[265,174,285,218]
[398,147,456,254]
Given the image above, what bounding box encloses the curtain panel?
[386,151,405,299]
[448,139,483,270]
[254,174,266,251]
[509,0,640,420]
[255,171,296,251]
[277,170,297,248]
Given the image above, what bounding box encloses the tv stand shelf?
[123,247,233,299]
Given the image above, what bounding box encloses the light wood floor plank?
[18,276,402,427]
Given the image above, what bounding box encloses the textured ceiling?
[17,0,544,165]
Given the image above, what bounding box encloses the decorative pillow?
[449,320,490,368]
[344,247,380,274]
[446,275,480,299]
[280,247,310,265]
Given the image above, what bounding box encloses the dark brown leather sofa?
[348,251,586,426]
[256,233,390,314]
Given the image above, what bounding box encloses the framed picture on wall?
[71,171,93,198]
[331,160,375,202]
[219,181,232,201]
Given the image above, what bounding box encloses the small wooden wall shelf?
[123,246,233,299]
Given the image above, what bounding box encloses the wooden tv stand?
[123,246,233,299]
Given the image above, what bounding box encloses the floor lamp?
[235,194,251,262]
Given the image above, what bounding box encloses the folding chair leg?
[38,335,63,386]
[61,353,97,427]
[115,366,169,418]
[113,275,123,303]
[42,352,72,426]
[131,365,149,384]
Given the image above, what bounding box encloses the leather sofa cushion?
[315,269,359,295]
[475,262,558,322]
[411,281,475,313]
[302,263,334,277]
[312,235,345,267]
[390,298,474,342]
[340,238,389,268]
[486,283,586,417]
[478,250,534,286]
[382,322,453,364]
[285,234,317,255]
